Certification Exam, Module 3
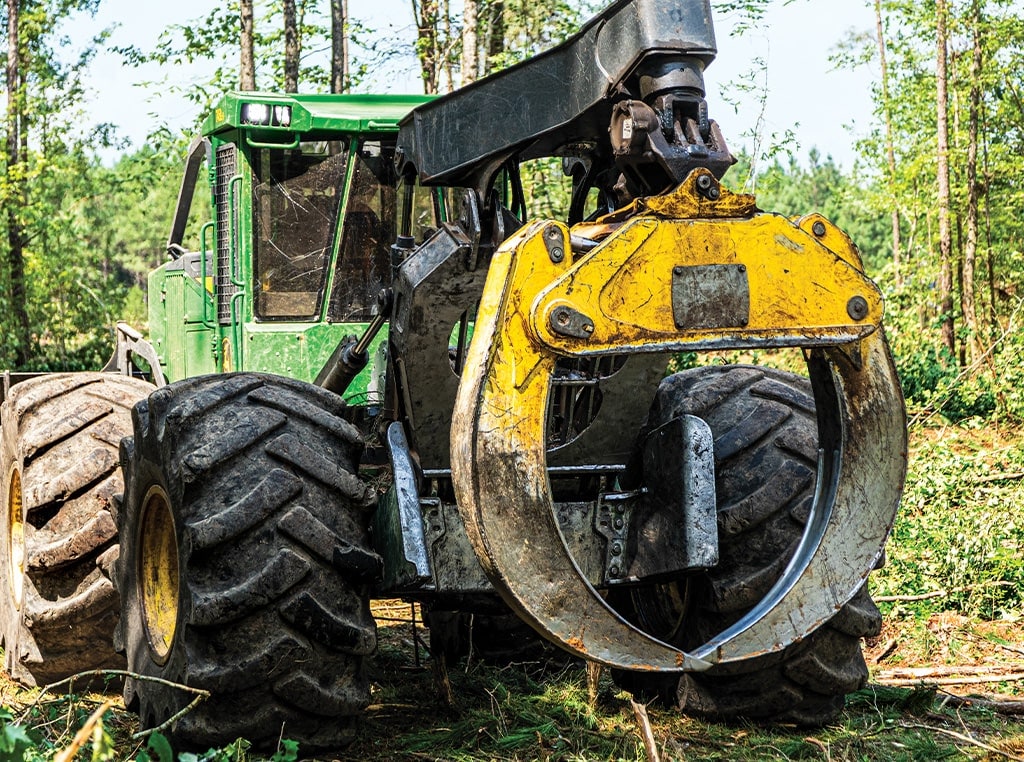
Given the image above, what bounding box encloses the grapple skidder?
[0,0,906,752]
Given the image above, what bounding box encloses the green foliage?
[135,733,298,762]
[876,426,1024,618]
[520,157,572,221]
[0,709,42,762]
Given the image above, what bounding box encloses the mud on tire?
[0,373,153,686]
[613,365,882,726]
[116,373,381,752]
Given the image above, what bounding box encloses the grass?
[7,642,1024,762]
[2,421,1024,760]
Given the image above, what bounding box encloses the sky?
[77,0,880,170]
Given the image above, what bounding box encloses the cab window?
[327,139,398,322]
[252,142,348,320]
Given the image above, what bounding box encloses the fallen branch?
[938,690,1024,715]
[874,590,947,603]
[976,471,1024,484]
[586,661,602,710]
[878,672,1024,688]
[877,664,1024,680]
[871,637,900,664]
[877,581,1015,603]
[899,722,1024,762]
[630,698,661,762]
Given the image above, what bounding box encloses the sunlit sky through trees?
[75,0,875,168]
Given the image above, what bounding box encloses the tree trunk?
[461,0,478,85]
[6,0,29,367]
[240,0,256,90]
[962,0,987,368]
[874,0,902,283]
[284,0,299,92]
[484,0,504,76]
[961,0,984,366]
[330,0,349,93]
[412,0,441,94]
[936,0,956,361]
[442,0,453,91]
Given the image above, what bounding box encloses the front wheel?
[613,365,882,725]
[116,373,380,752]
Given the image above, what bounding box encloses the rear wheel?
[613,365,882,725]
[116,373,380,752]
[0,373,152,686]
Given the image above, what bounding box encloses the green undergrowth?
[3,626,1024,761]
[344,646,1024,761]
[875,422,1024,619]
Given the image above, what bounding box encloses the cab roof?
[203,92,436,137]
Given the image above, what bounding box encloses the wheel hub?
[138,486,179,664]
[7,468,24,610]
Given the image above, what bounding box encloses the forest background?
[1,0,1020,425]
[0,0,1022,616]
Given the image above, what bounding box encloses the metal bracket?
[636,414,718,574]
[101,322,167,387]
[374,422,432,592]
[549,304,595,339]
[596,492,636,582]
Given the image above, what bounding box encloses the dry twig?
[53,699,115,762]
[871,637,900,663]
[630,698,661,762]
[900,722,1024,762]
[937,690,1024,716]
[15,668,211,742]
[803,736,831,760]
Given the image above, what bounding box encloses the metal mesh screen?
[215,144,238,325]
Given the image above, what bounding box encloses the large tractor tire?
[115,373,380,753]
[613,365,882,726]
[0,372,153,686]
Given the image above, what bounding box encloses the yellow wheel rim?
[7,468,24,610]
[138,486,178,664]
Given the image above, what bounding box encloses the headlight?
[241,102,270,125]
[240,103,291,127]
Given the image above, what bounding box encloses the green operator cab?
[149,92,440,407]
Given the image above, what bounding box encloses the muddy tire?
[614,365,882,726]
[115,373,380,752]
[0,373,153,686]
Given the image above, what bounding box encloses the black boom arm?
[395,0,733,201]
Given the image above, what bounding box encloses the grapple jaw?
[450,170,907,671]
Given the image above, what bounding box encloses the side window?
[397,174,447,244]
[328,139,398,322]
[252,142,349,320]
